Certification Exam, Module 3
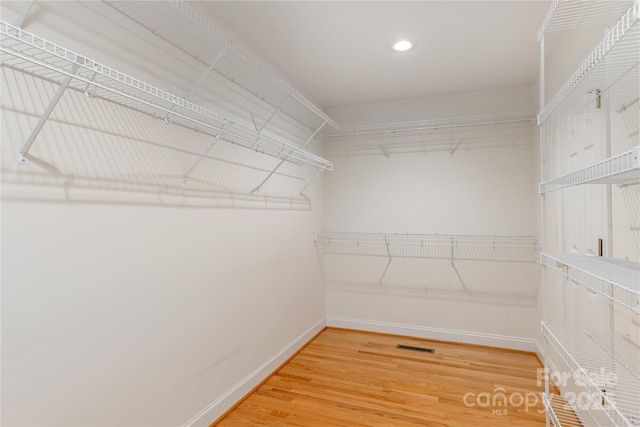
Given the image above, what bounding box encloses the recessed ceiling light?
[393,40,413,52]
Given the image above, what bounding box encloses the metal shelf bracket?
[378,236,392,286]
[252,120,327,194]
[251,94,291,133]
[182,123,229,184]
[18,62,80,165]
[165,43,231,124]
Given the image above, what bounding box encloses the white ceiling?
[203,1,552,109]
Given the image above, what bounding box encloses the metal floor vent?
[396,344,435,354]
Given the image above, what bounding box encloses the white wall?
[1,2,325,425]
[322,85,542,350]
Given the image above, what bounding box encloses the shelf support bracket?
[18,62,79,165]
[450,237,468,291]
[83,70,98,97]
[182,123,229,183]
[378,236,392,286]
[299,167,324,198]
[185,44,230,101]
[252,119,327,194]
[165,44,230,123]
[251,94,292,133]
[14,0,35,28]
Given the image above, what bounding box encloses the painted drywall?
[1,2,325,425]
[322,85,541,349]
[1,200,325,426]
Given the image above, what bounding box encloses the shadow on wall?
[315,233,541,307]
[1,67,315,211]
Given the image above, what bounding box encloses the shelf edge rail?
[538,2,640,125]
[0,20,333,175]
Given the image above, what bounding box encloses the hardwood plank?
[213,328,548,426]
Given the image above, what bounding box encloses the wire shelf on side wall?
[538,0,634,41]
[0,20,332,173]
[538,3,640,125]
[540,253,640,313]
[104,0,339,136]
[544,393,588,427]
[542,323,640,427]
[539,145,640,193]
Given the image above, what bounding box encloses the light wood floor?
[213,328,547,426]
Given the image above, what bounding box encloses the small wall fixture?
[393,40,413,52]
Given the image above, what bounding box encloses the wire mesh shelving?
[540,253,640,314]
[314,232,541,301]
[0,19,333,177]
[544,393,587,427]
[538,3,640,125]
[103,0,339,135]
[538,0,634,41]
[323,112,536,157]
[542,323,640,427]
[538,3,640,427]
[539,145,640,193]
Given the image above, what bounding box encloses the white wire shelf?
[324,111,535,138]
[0,20,333,171]
[538,0,634,41]
[315,232,540,299]
[539,145,640,193]
[544,393,589,427]
[542,323,640,427]
[541,253,640,313]
[538,3,640,125]
[315,232,540,248]
[323,112,536,157]
[104,0,339,134]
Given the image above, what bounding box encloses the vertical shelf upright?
[538,1,640,426]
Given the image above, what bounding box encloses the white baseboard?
[184,316,536,426]
[326,316,536,352]
[183,318,326,427]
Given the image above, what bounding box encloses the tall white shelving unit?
[538,1,640,426]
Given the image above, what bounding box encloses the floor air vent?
[396,344,435,353]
